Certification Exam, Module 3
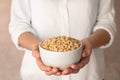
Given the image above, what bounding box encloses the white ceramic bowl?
[39,42,82,70]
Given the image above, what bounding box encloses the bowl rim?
[39,41,82,53]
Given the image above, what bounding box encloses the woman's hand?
[19,30,110,76]
[32,38,92,76]
[18,32,62,75]
[61,39,92,75]
[32,47,62,76]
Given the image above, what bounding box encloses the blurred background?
[0,0,120,80]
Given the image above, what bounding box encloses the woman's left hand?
[61,39,92,75]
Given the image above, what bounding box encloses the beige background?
[0,0,120,80]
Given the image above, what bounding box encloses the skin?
[19,29,110,76]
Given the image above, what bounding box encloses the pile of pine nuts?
[40,36,81,52]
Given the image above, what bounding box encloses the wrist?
[84,29,110,49]
[31,42,40,51]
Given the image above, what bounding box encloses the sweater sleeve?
[9,0,37,50]
[93,0,117,48]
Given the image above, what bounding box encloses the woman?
[9,0,116,80]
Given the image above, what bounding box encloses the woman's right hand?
[32,48,62,76]
[18,32,62,75]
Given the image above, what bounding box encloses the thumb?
[81,41,92,58]
[82,49,91,57]
[32,50,40,58]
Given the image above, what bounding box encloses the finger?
[72,70,79,74]
[70,64,79,70]
[70,65,80,74]
[82,50,88,58]
[62,68,74,75]
[70,64,80,74]
[32,50,40,58]
[82,48,91,58]
[36,58,52,72]
[33,50,52,72]
[87,49,92,56]
[81,40,92,57]
[55,72,62,76]
[45,68,59,75]
[78,56,90,68]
